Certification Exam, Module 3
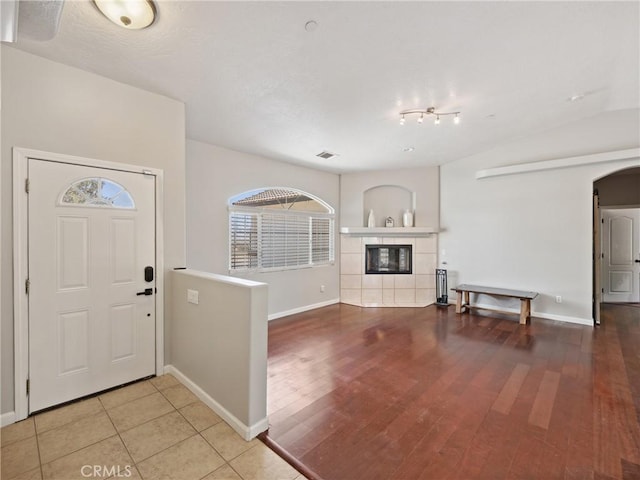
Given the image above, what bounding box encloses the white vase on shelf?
[367,209,375,227]
[402,210,414,227]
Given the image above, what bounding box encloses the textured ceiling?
[10,1,640,172]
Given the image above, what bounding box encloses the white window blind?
[261,213,310,269]
[229,212,258,270]
[231,212,334,271]
[228,188,334,272]
[311,217,332,265]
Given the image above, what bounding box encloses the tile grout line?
[33,418,45,480]
[172,401,241,478]
[9,376,271,480]
[99,394,143,480]
[37,404,113,473]
[36,382,158,475]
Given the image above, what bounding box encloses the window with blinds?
[228,188,335,272]
[229,212,258,269]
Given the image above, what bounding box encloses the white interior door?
[602,208,640,303]
[28,159,156,412]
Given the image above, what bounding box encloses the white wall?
[1,47,186,415]
[340,166,440,229]
[440,109,640,324]
[186,139,340,318]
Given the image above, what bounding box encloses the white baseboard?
[532,311,593,326]
[468,302,593,326]
[268,298,340,321]
[1,411,16,427]
[163,365,268,441]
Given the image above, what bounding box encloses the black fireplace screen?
[365,244,412,274]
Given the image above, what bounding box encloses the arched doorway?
[593,166,640,324]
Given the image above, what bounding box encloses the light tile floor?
[1,375,304,480]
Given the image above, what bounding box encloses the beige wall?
[440,109,640,324]
[340,166,440,229]
[186,139,340,318]
[1,47,186,415]
[170,270,268,438]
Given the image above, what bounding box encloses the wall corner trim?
[164,365,268,441]
[476,148,640,179]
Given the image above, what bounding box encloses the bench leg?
[519,299,531,325]
[455,291,470,314]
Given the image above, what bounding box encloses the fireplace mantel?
[339,227,437,237]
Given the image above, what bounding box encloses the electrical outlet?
[320,285,326,293]
[187,289,199,305]
[555,295,562,303]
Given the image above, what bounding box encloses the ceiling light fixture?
[93,0,157,30]
[399,107,461,125]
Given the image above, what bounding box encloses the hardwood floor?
[263,303,640,480]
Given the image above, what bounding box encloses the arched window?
[228,188,334,271]
[60,178,135,209]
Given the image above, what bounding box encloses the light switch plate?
[187,289,199,305]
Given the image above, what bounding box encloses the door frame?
[593,191,601,324]
[13,147,165,421]
[600,206,640,303]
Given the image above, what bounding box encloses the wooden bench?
[451,284,538,324]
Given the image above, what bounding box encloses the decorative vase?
[367,210,375,227]
[402,210,414,227]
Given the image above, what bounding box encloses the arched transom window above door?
[59,178,135,209]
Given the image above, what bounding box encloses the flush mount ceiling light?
[399,107,461,126]
[93,0,157,30]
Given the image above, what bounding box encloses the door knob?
[136,288,153,296]
[635,259,640,263]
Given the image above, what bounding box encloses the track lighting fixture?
[399,107,461,125]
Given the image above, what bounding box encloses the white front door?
[28,159,156,412]
[602,208,640,303]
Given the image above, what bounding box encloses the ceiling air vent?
[316,151,338,160]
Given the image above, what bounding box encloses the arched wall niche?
[363,185,415,227]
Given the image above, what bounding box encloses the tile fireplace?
[340,233,437,307]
